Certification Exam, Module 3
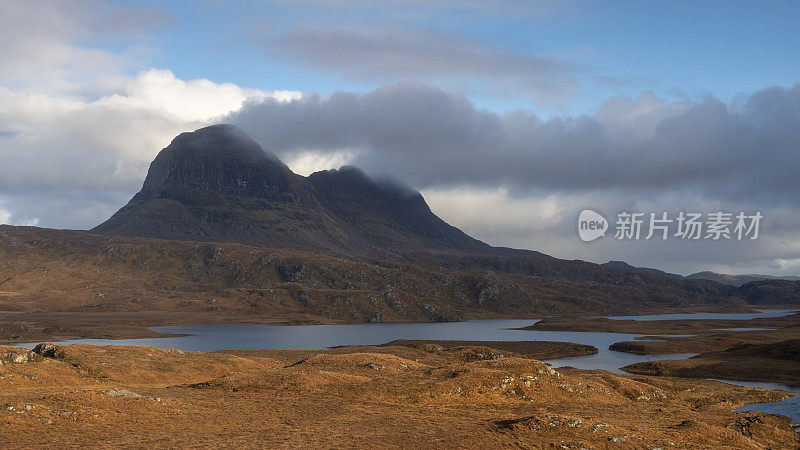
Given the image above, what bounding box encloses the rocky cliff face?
[94,124,489,255]
[137,124,293,198]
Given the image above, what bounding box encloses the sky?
[1,0,799,276]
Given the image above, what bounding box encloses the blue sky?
[128,0,800,116]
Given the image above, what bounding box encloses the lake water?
[22,309,797,355]
[20,319,691,373]
[718,380,800,429]
[713,328,778,332]
[603,309,798,321]
[17,309,799,426]
[17,310,797,372]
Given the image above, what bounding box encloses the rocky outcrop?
[0,347,38,365]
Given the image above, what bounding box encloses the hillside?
[0,224,746,343]
[602,260,683,279]
[732,279,800,304]
[687,271,800,286]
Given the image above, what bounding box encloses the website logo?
[578,209,608,242]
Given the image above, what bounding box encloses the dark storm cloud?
[227,82,800,206]
[261,28,581,103]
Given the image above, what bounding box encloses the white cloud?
[284,149,358,176]
[0,69,300,227]
[423,187,566,244]
[102,69,301,123]
[0,207,38,226]
[594,91,691,144]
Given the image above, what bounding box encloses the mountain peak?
[135,124,295,202]
[167,124,285,167]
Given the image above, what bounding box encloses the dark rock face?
[135,124,297,201]
[94,124,489,255]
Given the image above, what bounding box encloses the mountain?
[687,271,800,287]
[602,261,683,279]
[81,125,746,317]
[87,125,745,303]
[94,124,489,256]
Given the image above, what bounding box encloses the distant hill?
[602,261,683,279]
[601,264,800,289]
[732,279,800,305]
[687,271,800,287]
[0,224,742,333]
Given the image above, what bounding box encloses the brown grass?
[1,343,797,448]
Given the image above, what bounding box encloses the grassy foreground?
[1,341,797,448]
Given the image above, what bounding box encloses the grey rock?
[106,389,142,398]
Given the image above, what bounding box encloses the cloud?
[0,0,300,230]
[284,150,359,176]
[422,187,567,242]
[227,82,800,275]
[0,0,168,92]
[261,28,581,103]
[102,69,300,123]
[0,206,39,227]
[229,82,800,206]
[422,187,800,276]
